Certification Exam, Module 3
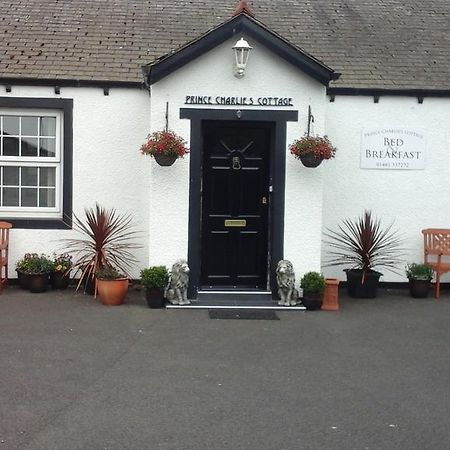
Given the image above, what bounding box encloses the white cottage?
[1,0,449,299]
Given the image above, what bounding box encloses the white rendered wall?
[323,96,450,282]
[1,86,151,278]
[149,35,327,278]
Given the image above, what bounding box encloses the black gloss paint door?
[201,121,271,289]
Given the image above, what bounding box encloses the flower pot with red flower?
[290,135,336,168]
[16,253,53,293]
[140,130,189,166]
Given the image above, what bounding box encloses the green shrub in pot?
[405,263,434,298]
[140,266,169,308]
[300,271,325,310]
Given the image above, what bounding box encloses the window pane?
[40,117,56,136]
[21,188,38,207]
[3,116,19,135]
[22,137,38,157]
[39,188,55,207]
[3,166,19,185]
[22,167,38,186]
[3,137,19,156]
[3,187,19,206]
[21,116,39,136]
[39,167,56,186]
[39,138,56,157]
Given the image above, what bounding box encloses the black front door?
[201,121,271,289]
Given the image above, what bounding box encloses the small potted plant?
[16,254,33,289]
[140,130,189,166]
[324,210,404,298]
[16,253,53,293]
[96,265,129,306]
[140,266,169,308]
[289,135,336,168]
[406,263,434,298]
[300,271,326,310]
[50,253,72,290]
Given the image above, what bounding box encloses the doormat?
[208,309,279,320]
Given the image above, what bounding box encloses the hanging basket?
[299,153,322,168]
[154,154,178,166]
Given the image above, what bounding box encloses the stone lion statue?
[165,259,190,305]
[276,260,299,306]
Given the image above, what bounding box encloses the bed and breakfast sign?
[361,128,426,170]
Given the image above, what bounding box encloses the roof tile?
[0,0,448,90]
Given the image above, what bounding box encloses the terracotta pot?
[299,153,322,168]
[322,278,340,311]
[96,278,128,306]
[408,279,431,298]
[50,271,71,290]
[145,287,165,308]
[28,273,50,293]
[154,154,177,166]
[302,291,323,310]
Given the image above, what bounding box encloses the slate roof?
[0,0,449,91]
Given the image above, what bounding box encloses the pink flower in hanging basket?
[289,135,337,161]
[140,130,189,158]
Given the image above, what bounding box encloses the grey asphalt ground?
[1,286,450,450]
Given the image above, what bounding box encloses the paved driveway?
[1,287,449,450]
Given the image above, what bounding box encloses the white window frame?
[0,108,63,219]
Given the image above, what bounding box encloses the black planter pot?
[28,273,50,293]
[345,269,382,298]
[145,287,165,308]
[50,272,71,290]
[83,276,96,295]
[299,153,322,168]
[408,279,431,298]
[301,291,323,310]
[17,270,30,289]
[154,154,177,166]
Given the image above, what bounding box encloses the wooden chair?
[0,221,12,294]
[422,229,450,298]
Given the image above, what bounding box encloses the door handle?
[261,196,268,204]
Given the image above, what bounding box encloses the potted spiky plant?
[324,210,404,298]
[62,204,140,296]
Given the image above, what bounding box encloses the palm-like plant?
[63,204,141,292]
[324,210,404,280]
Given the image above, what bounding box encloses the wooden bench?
[0,221,12,294]
[422,229,450,298]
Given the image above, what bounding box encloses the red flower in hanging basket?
[289,135,337,161]
[140,130,189,159]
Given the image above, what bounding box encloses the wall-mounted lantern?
[233,37,253,78]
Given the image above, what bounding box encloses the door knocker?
[232,156,241,170]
